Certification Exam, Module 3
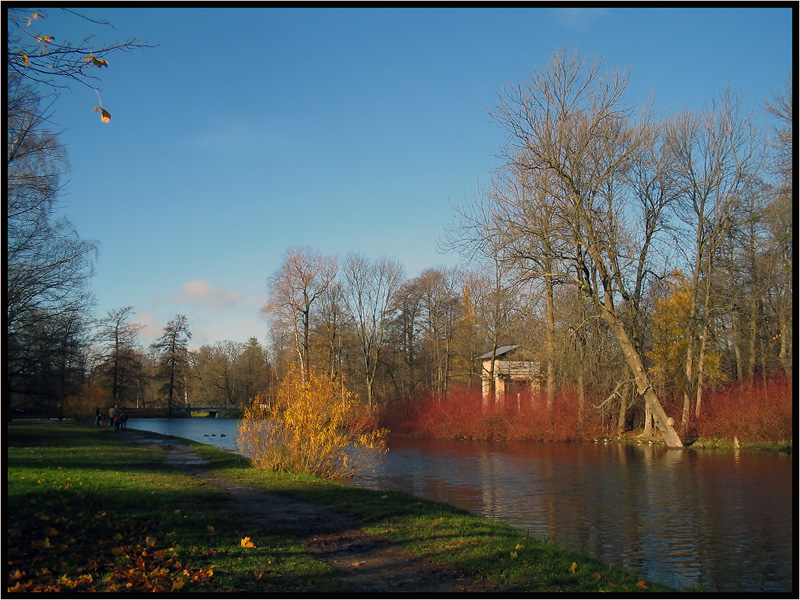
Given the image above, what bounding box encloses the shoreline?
[8,420,682,593]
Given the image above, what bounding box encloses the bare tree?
[668,87,763,424]
[7,8,153,121]
[764,75,792,194]
[385,277,426,402]
[417,267,464,398]
[263,247,338,381]
[763,76,793,375]
[487,167,568,410]
[95,306,144,405]
[490,48,683,446]
[342,253,405,407]
[447,180,544,405]
[6,73,97,417]
[314,280,349,381]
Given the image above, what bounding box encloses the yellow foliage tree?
[648,274,692,391]
[238,365,388,479]
[648,272,725,395]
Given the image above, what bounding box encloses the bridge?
[119,405,238,419]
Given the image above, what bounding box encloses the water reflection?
[356,438,793,593]
[126,420,792,593]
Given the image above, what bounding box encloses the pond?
[126,418,793,593]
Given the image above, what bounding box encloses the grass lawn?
[7,420,679,593]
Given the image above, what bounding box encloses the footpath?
[118,429,496,594]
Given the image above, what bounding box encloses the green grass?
[7,420,679,593]
[6,421,344,593]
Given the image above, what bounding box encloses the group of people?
[95,406,128,431]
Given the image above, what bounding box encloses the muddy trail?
[119,430,496,594]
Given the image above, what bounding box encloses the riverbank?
[7,420,679,593]
[602,430,793,454]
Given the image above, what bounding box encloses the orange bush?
[238,365,387,478]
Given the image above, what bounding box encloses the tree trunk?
[602,308,683,448]
[694,256,715,419]
[544,271,556,411]
[695,331,708,419]
[731,308,744,382]
[748,285,758,380]
[643,403,653,437]
[682,261,701,431]
[616,382,629,435]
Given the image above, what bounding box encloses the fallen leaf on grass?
[9,569,25,583]
[637,580,649,589]
[569,562,578,573]
[240,537,255,548]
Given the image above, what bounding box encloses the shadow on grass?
[8,420,677,593]
[7,422,348,593]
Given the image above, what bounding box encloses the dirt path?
[119,431,495,594]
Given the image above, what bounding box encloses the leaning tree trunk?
[602,308,684,448]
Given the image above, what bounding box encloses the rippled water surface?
[127,419,793,592]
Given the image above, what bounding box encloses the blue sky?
[32,6,793,349]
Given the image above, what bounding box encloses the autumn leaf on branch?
[93,107,111,123]
[85,55,109,68]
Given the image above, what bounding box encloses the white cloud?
[553,7,609,31]
[132,312,163,343]
[172,279,259,311]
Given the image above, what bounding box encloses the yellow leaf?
[240,537,255,548]
[93,107,111,123]
[569,562,578,573]
[21,54,29,68]
[636,580,649,590]
[206,525,215,531]
[27,13,43,26]
[514,543,525,550]
[510,551,518,559]
[84,55,109,68]
[36,36,54,43]
[171,578,186,591]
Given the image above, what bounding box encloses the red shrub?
[380,385,608,442]
[695,372,793,442]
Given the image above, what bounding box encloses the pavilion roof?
[475,345,519,360]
